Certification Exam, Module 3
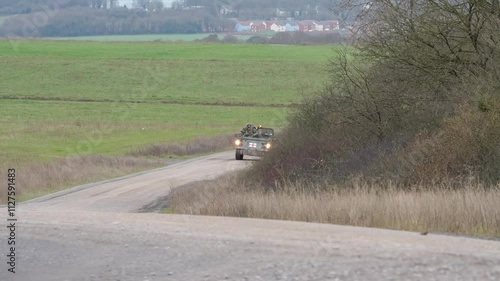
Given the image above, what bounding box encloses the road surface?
[1,151,499,281]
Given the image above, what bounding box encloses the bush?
[201,34,219,42]
[392,105,500,184]
[222,35,239,43]
[246,35,267,44]
[268,32,294,44]
[247,1,500,188]
[250,51,454,186]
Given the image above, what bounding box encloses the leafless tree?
[133,0,164,11]
[88,0,119,9]
[338,0,500,82]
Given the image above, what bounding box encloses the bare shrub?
[130,134,233,157]
[348,0,500,80]
[249,1,500,187]
[386,104,500,185]
[249,50,453,186]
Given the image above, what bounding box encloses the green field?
[0,41,334,106]
[51,33,254,42]
[1,99,289,162]
[0,40,337,165]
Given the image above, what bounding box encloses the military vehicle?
[234,125,274,160]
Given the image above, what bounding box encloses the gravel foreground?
[1,151,499,281]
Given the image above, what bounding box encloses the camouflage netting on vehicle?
[239,123,257,137]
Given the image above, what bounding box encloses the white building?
[266,21,285,32]
[120,0,174,8]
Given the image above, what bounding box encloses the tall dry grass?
[130,134,234,157]
[171,175,500,237]
[0,155,159,203]
[0,133,233,203]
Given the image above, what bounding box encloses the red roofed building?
[298,20,317,32]
[265,21,285,32]
[251,21,266,32]
[319,20,340,31]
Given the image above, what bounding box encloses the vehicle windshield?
[255,128,274,138]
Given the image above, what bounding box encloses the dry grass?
[130,134,234,157]
[0,133,233,204]
[171,175,500,238]
[0,155,160,203]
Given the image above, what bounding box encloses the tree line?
[0,0,337,16]
[0,0,352,38]
[0,7,236,37]
[0,0,119,15]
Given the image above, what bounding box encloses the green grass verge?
[0,40,337,61]
[52,34,213,41]
[50,33,254,42]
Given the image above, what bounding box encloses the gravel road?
[1,151,499,281]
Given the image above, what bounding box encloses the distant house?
[265,21,284,32]
[183,5,205,10]
[333,20,340,30]
[235,21,253,32]
[319,20,340,31]
[284,21,299,32]
[314,22,323,31]
[298,20,317,32]
[235,19,339,33]
[251,21,266,32]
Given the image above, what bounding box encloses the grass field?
[0,99,288,163]
[51,33,254,42]
[0,41,334,106]
[0,40,336,166]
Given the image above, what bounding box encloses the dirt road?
[21,151,247,213]
[1,151,500,281]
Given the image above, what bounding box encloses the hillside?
[0,0,351,37]
[0,0,335,17]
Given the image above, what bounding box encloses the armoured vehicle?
[234,126,274,160]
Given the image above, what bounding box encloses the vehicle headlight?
[265,143,271,149]
[235,139,241,146]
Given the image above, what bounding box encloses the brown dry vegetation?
[130,134,234,157]
[171,2,500,236]
[0,155,159,203]
[0,134,234,203]
[171,174,500,237]
[249,1,500,187]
